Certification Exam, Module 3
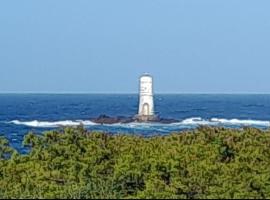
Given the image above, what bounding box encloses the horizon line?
[1,92,270,95]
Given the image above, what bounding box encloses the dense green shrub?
[1,126,270,199]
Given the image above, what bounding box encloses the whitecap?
[9,120,97,128]
[8,117,270,129]
[210,118,270,126]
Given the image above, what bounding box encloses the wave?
[9,120,97,128]
[210,118,270,126]
[175,117,270,126]
[7,117,270,128]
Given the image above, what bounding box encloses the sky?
[0,0,270,94]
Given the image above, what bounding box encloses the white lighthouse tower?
[136,73,157,121]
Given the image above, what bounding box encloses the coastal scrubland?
[0,126,270,199]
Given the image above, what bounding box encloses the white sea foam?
[10,120,97,128]
[8,117,270,128]
[210,118,270,126]
[177,118,270,126]
[180,117,211,125]
[160,117,270,128]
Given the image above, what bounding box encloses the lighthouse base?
[134,115,159,122]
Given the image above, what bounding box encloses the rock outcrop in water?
[91,115,134,124]
[91,114,179,124]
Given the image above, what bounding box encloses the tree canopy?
[1,126,270,199]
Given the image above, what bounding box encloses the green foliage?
[1,126,270,199]
[0,136,14,160]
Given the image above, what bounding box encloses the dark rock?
[91,114,180,124]
[158,118,180,124]
[93,115,120,124]
[119,117,134,123]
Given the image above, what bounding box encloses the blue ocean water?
[1,94,270,153]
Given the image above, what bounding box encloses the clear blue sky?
[0,0,270,93]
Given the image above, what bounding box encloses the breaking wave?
[173,117,270,127]
[7,117,270,128]
[9,120,97,128]
[210,118,270,126]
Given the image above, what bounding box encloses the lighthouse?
[136,73,157,121]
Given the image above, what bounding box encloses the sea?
[1,94,270,153]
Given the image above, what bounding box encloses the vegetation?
[1,126,270,199]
